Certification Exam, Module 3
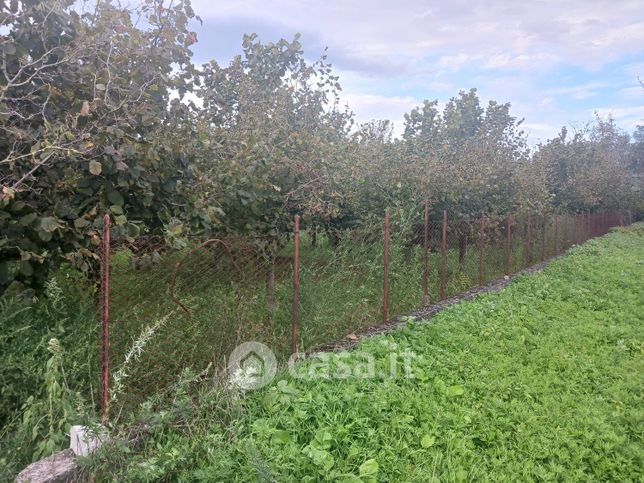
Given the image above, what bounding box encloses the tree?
[0,0,198,294]
[628,125,644,177]
[533,116,637,213]
[193,34,353,253]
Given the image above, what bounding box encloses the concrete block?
[69,425,107,457]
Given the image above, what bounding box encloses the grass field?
[87,224,644,481]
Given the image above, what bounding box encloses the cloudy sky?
[188,0,644,143]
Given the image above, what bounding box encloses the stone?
[15,449,77,483]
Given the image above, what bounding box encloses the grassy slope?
[93,225,643,482]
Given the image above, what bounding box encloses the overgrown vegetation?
[1,0,642,296]
[0,272,98,479]
[102,212,572,412]
[0,209,587,477]
[0,0,642,478]
[83,224,643,481]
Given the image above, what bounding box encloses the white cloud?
[619,85,644,100]
[341,93,421,136]
[593,105,644,129]
[522,123,560,142]
[594,105,644,118]
[483,53,561,70]
[437,53,482,70]
[544,82,609,100]
[191,0,644,73]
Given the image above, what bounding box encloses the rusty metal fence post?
[504,214,512,275]
[478,215,485,286]
[383,210,390,323]
[573,212,578,244]
[100,214,110,424]
[581,212,586,242]
[581,212,585,242]
[440,210,447,300]
[582,211,587,242]
[422,200,429,306]
[292,215,300,354]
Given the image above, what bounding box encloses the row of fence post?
[100,206,631,422]
[288,207,630,355]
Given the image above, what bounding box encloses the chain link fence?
[98,207,632,419]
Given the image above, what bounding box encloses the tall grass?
[0,272,99,479]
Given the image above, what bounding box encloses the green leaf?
[107,190,125,206]
[338,476,362,483]
[39,217,59,232]
[20,260,33,276]
[262,391,279,411]
[1,43,16,55]
[38,230,52,242]
[272,430,291,444]
[89,160,102,175]
[359,459,378,477]
[421,435,435,448]
[0,261,11,284]
[20,213,38,226]
[74,217,90,229]
[109,205,123,215]
[124,222,140,238]
[447,385,464,397]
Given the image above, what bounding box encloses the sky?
[187,0,644,143]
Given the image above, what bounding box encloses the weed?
[84,224,644,481]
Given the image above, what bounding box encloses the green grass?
[86,224,644,481]
[0,270,99,480]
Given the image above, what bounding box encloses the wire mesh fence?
[101,232,291,416]
[98,207,633,420]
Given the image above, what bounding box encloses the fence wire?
[99,208,632,418]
